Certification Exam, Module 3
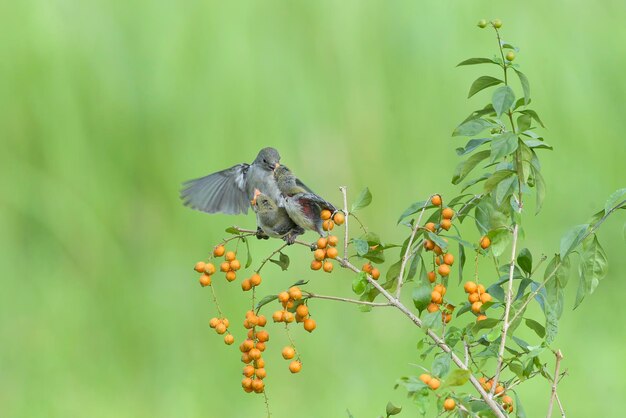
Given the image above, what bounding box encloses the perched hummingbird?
[274,166,337,236]
[180,147,311,215]
[251,190,304,245]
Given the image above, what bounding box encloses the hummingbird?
[274,165,337,236]
[251,190,304,245]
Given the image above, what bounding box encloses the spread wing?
[298,193,337,214]
[180,164,251,215]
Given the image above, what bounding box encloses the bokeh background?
[2,1,625,417]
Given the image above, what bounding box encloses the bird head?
[252,190,277,213]
[255,147,281,171]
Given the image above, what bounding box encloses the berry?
[326,247,339,259]
[313,248,326,261]
[251,379,264,393]
[431,290,443,304]
[303,318,316,332]
[371,268,381,280]
[224,334,235,345]
[444,398,456,411]
[506,51,516,61]
[434,284,446,296]
[256,330,270,342]
[476,314,488,321]
[437,264,450,277]
[220,262,230,272]
[289,286,302,300]
[229,259,241,271]
[468,292,480,303]
[440,219,452,231]
[478,19,488,28]
[322,219,335,231]
[278,291,290,304]
[419,373,432,384]
[204,263,216,275]
[477,284,486,294]
[248,348,261,360]
[194,261,206,273]
[241,377,253,389]
[425,222,436,232]
[255,368,267,379]
[428,378,440,390]
[427,271,437,283]
[257,315,267,327]
[282,346,295,359]
[362,263,373,273]
[272,310,283,322]
[310,260,322,270]
[225,271,236,281]
[492,19,503,28]
[427,303,439,313]
[243,365,255,377]
[250,273,262,287]
[424,240,435,251]
[225,251,236,262]
[471,301,483,314]
[442,207,454,219]
[199,274,212,287]
[320,209,332,220]
[464,281,478,293]
[431,195,442,206]
[241,279,252,291]
[316,237,328,249]
[213,245,225,257]
[327,235,339,247]
[284,312,295,323]
[209,317,219,328]
[333,212,345,225]
[296,304,309,317]
[480,236,491,249]
[289,360,302,373]
[323,261,333,273]
[443,253,454,266]
[215,323,227,334]
[480,293,492,303]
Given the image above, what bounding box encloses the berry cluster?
[463,281,492,321]
[310,235,339,273]
[478,378,514,413]
[219,249,241,282]
[361,262,380,280]
[320,209,345,232]
[240,310,269,394]
[272,286,316,332]
[209,317,233,344]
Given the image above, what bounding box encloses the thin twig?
[255,243,288,273]
[396,198,431,298]
[337,187,506,418]
[339,186,349,260]
[546,350,565,418]
[263,389,271,417]
[492,224,520,394]
[305,292,391,307]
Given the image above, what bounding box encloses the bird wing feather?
[180,164,251,215]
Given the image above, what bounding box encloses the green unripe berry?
[477,19,488,28]
[492,19,503,28]
[506,51,516,61]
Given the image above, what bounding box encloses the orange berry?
[272,310,283,322]
[255,342,266,352]
[427,271,437,283]
[433,246,443,256]
[437,264,450,277]
[370,268,380,280]
[477,284,486,294]
[255,358,265,368]
[326,247,339,259]
[419,373,432,384]
[284,312,295,323]
[204,263,216,275]
[194,261,206,273]
[310,260,322,270]
[222,318,230,328]
[289,286,302,300]
[443,253,454,266]
[313,248,326,261]
[320,209,332,220]
[471,301,483,314]
[468,292,480,303]
[425,222,436,232]
[225,251,236,261]
[327,235,339,246]
[303,318,316,332]
[224,334,235,345]
[428,378,441,390]
[442,207,454,220]
[256,330,270,342]
[257,315,267,327]
[464,281,477,293]
[434,284,446,296]
[362,263,373,273]
[225,271,236,281]
[241,352,252,364]
[443,313,452,323]
[241,377,253,389]
[431,195,442,206]
[424,240,435,251]
[296,304,309,317]
[480,293,492,303]
[209,318,219,328]
[443,398,456,411]
[322,219,335,231]
[495,385,505,395]
[333,212,345,225]
[248,348,261,360]
[243,365,255,377]
[427,303,439,313]
[316,237,328,249]
[480,236,491,249]
[476,314,488,321]
[440,219,452,231]
[241,278,252,291]
[220,262,231,272]
[323,261,333,273]
[251,379,264,393]
[289,360,302,373]
[199,274,212,287]
[255,368,267,379]
[431,290,443,304]
[215,323,227,334]
[282,346,295,360]
[229,259,241,271]
[250,273,261,287]
[213,245,225,257]
[278,291,290,304]
[435,256,443,266]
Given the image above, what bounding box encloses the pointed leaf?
[457,57,498,66]
[605,188,626,213]
[468,76,504,98]
[559,224,589,258]
[513,69,530,105]
[492,86,516,117]
[351,187,372,212]
[490,132,519,163]
[453,118,494,137]
[452,150,491,185]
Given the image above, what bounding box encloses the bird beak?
[274,162,280,171]
[251,189,261,205]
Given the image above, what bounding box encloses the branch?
[255,243,288,273]
[546,350,565,418]
[305,292,392,307]
[492,223,520,394]
[232,227,314,248]
[339,186,349,260]
[396,198,431,298]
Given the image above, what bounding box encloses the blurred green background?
[2,1,625,417]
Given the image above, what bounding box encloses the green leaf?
[468,76,504,98]
[514,391,527,418]
[484,170,515,193]
[519,109,545,128]
[545,308,558,344]
[574,235,608,309]
[352,272,368,295]
[354,238,369,256]
[458,243,466,284]
[472,318,500,334]
[516,113,532,133]
[244,237,253,268]
[453,119,494,137]
[385,401,402,416]
[513,69,530,105]
[431,354,451,378]
[489,132,519,162]
[457,57,498,66]
[452,150,491,185]
[531,166,546,214]
[412,283,433,313]
[427,231,448,251]
[269,252,290,271]
[442,369,471,387]
[386,260,402,282]
[225,226,242,235]
[255,294,278,311]
[604,188,626,213]
[364,246,386,264]
[488,228,512,257]
[456,138,491,156]
[352,187,372,212]
[492,85,516,117]
[422,310,443,330]
[397,200,430,224]
[522,139,553,150]
[559,224,589,258]
[517,248,532,275]
[524,318,546,338]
